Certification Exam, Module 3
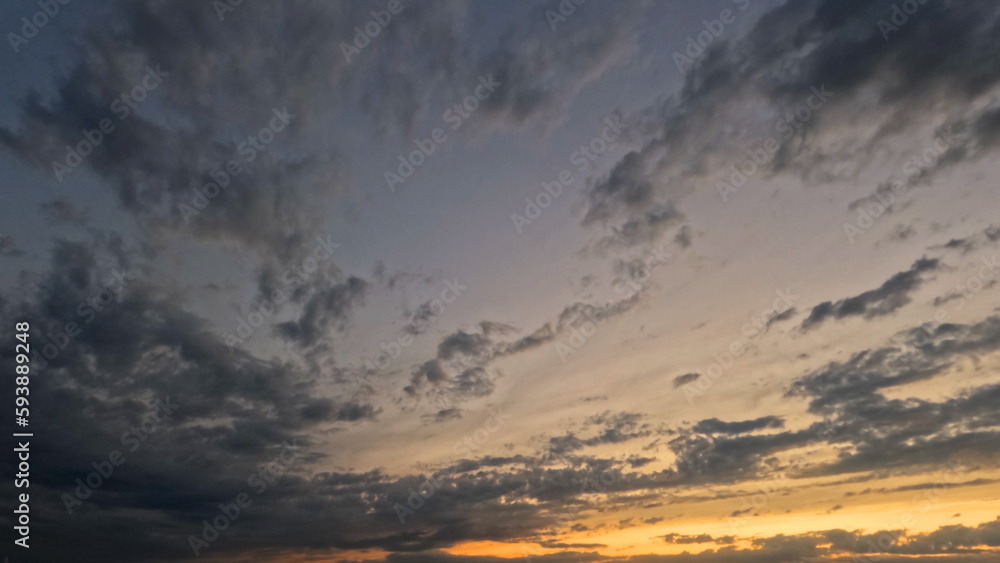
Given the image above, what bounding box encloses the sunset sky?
[2,0,1000,561]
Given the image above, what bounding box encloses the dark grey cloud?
[674,225,692,249]
[402,299,442,337]
[785,316,1000,477]
[0,0,636,275]
[886,223,918,243]
[589,202,683,253]
[850,478,1000,496]
[0,232,23,257]
[580,0,1000,249]
[403,294,645,406]
[628,455,657,469]
[451,367,497,399]
[661,533,714,544]
[668,423,817,484]
[472,2,639,135]
[562,389,975,507]
[800,258,939,331]
[423,408,464,424]
[406,359,451,397]
[546,411,652,457]
[934,280,998,307]
[275,276,370,348]
[931,224,1000,255]
[764,307,797,331]
[692,416,785,435]
[792,315,1000,411]
[0,38,341,266]
[672,372,700,388]
[40,198,86,225]
[0,239,387,562]
[438,329,495,361]
[555,294,643,333]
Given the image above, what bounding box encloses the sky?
[1,0,1000,561]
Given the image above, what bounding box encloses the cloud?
[589,202,683,253]
[40,199,86,225]
[0,0,641,272]
[438,329,495,360]
[472,2,640,135]
[931,224,1000,255]
[546,411,652,457]
[661,533,713,544]
[352,518,1000,563]
[451,367,498,399]
[3,2,1000,561]
[0,239,392,561]
[934,280,998,307]
[764,307,798,332]
[786,316,1000,477]
[692,416,785,435]
[403,299,443,336]
[578,0,1000,252]
[792,315,1000,411]
[674,225,692,248]
[423,408,464,424]
[800,258,939,331]
[275,276,370,347]
[0,233,23,257]
[672,372,700,388]
[403,290,646,406]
